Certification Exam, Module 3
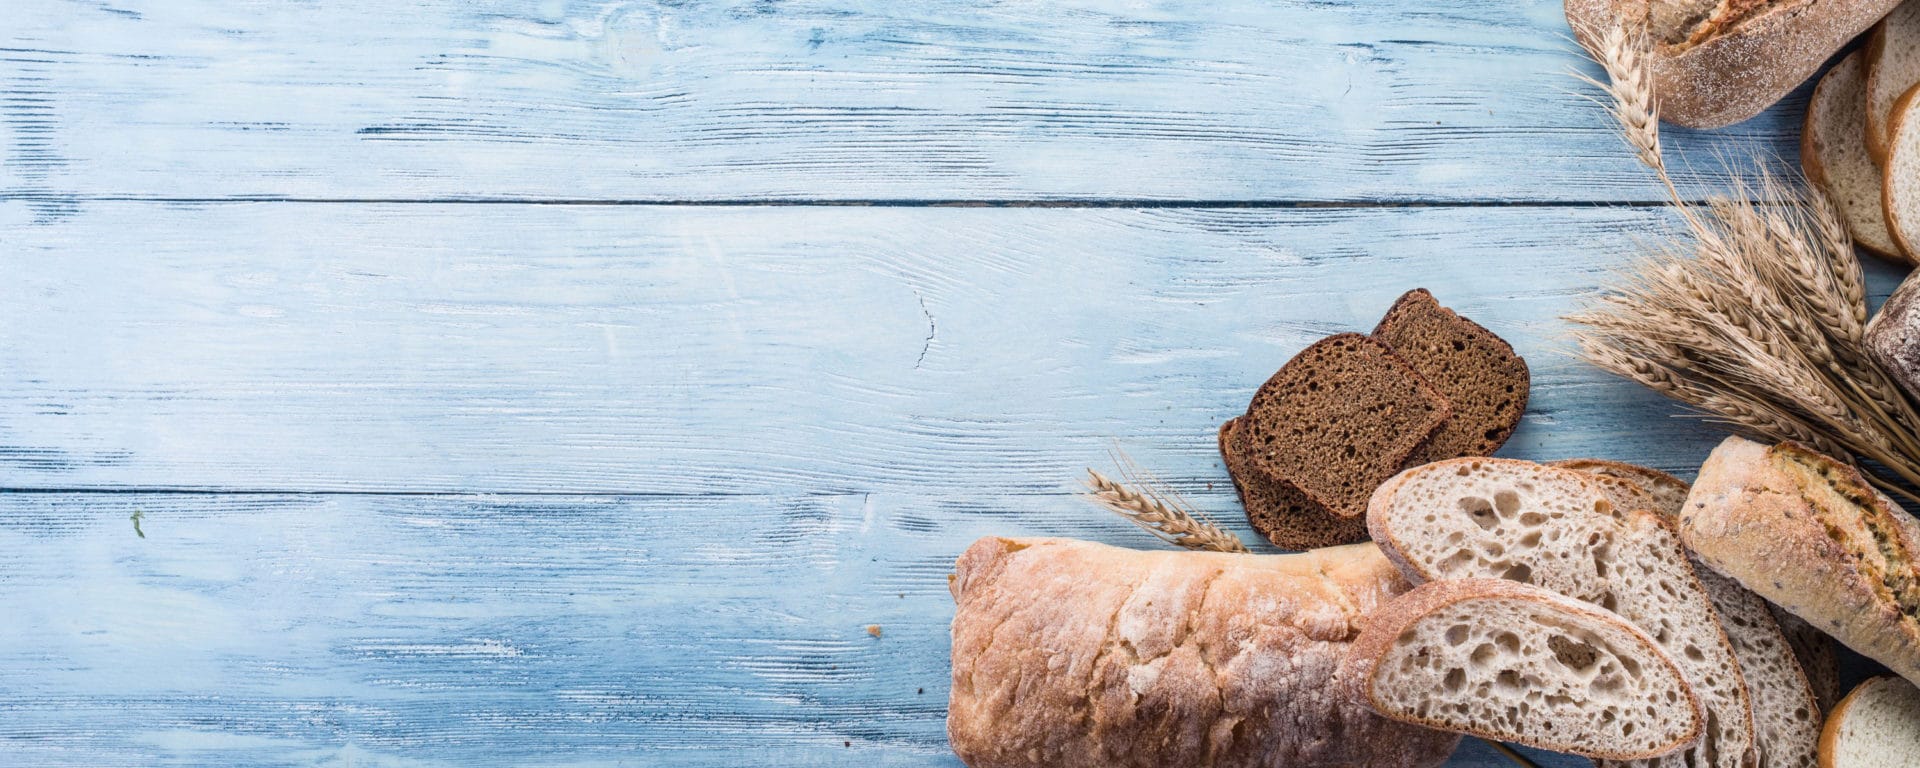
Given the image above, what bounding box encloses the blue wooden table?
[2,2,1899,766]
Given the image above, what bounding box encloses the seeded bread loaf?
[1682,436,1920,686]
[1819,676,1920,767]
[1866,0,1920,163]
[1344,578,1703,759]
[1804,51,1907,262]
[1219,418,1368,550]
[1557,459,1820,768]
[1565,0,1904,128]
[1372,289,1531,463]
[947,537,1460,768]
[1239,333,1450,519]
[1369,458,1756,768]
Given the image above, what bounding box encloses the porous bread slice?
[1369,458,1755,768]
[1371,289,1530,463]
[1866,0,1920,163]
[1218,418,1367,550]
[1555,459,1821,768]
[1804,52,1907,262]
[1819,676,1920,767]
[1344,578,1703,760]
[1240,333,1450,518]
[1883,84,1920,256]
[1774,610,1843,713]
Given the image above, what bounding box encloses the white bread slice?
[1819,677,1920,767]
[1805,51,1907,262]
[1344,578,1703,760]
[1369,458,1754,768]
[1554,459,1821,768]
[1867,0,1920,164]
[1884,83,1920,256]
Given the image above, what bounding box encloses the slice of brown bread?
[1218,417,1367,550]
[1866,0,1920,164]
[1883,84,1920,257]
[1805,51,1907,262]
[1371,289,1529,463]
[1239,333,1451,519]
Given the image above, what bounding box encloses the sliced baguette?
[1556,459,1821,768]
[1867,0,1920,163]
[1369,458,1755,768]
[1805,51,1907,262]
[1343,578,1703,760]
[1819,676,1920,767]
[1883,83,1920,257]
[1682,436,1920,686]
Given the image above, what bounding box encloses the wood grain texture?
[10,201,1905,495]
[2,0,1800,205]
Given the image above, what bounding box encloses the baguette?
[1344,578,1703,759]
[1681,436,1920,686]
[947,537,1459,768]
[1565,0,1903,128]
[1368,458,1755,768]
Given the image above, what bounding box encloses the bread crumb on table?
[866,624,882,638]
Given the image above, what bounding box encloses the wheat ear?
[1082,463,1248,554]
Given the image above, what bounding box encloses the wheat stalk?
[1566,21,1920,502]
[1083,461,1249,554]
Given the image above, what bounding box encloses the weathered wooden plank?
[4,200,1905,493]
[3,0,1800,204]
[0,490,1582,767]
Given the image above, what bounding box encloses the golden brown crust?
[1566,0,1903,128]
[1342,578,1705,760]
[1682,437,1920,685]
[947,537,1460,768]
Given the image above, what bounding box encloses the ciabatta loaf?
[1819,676,1920,767]
[1566,0,1904,128]
[1369,458,1754,768]
[947,537,1459,768]
[1557,459,1821,768]
[1344,578,1703,759]
[1682,436,1920,686]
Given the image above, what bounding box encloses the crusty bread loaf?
[1371,289,1530,463]
[1804,51,1908,262]
[1819,676,1920,767]
[1369,458,1755,768]
[1344,578,1703,759]
[1240,333,1450,519]
[1566,0,1904,128]
[1863,273,1920,409]
[1219,418,1367,550]
[1682,436,1920,686]
[1866,0,1920,163]
[1882,84,1920,257]
[1556,459,1821,768]
[947,537,1460,768]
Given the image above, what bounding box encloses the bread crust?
[1342,578,1705,760]
[947,537,1460,768]
[1681,437,1920,685]
[1566,0,1903,128]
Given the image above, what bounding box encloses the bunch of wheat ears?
[1567,24,1920,503]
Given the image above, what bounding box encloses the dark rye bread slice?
[1372,289,1529,463]
[1240,333,1451,519]
[1219,417,1368,550]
